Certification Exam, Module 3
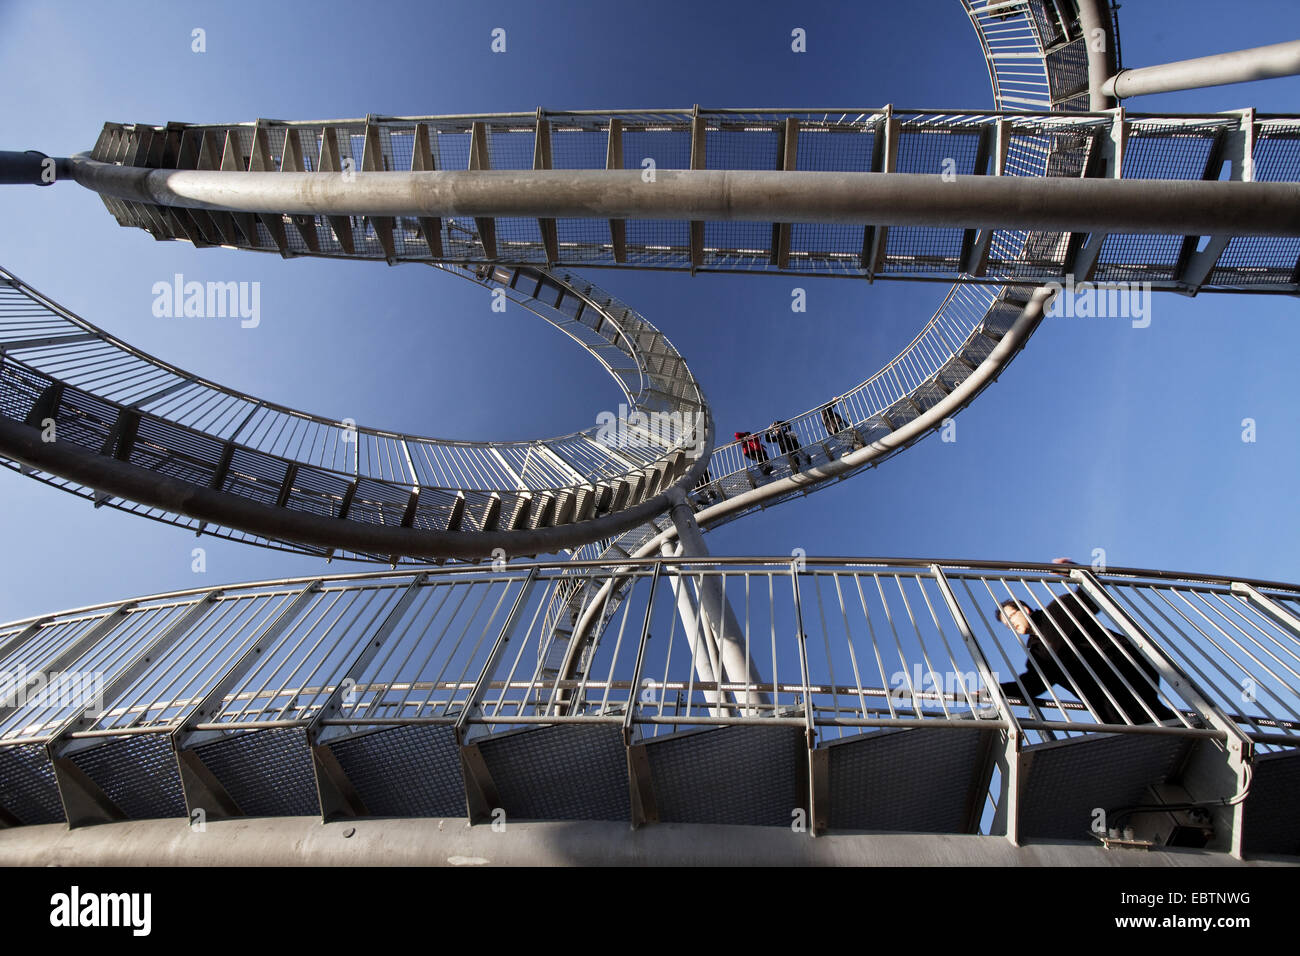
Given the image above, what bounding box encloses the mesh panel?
[328,724,466,817]
[0,743,63,825]
[826,728,987,832]
[477,724,629,822]
[644,725,805,826]
[191,728,317,816]
[1019,732,1191,840]
[70,734,186,820]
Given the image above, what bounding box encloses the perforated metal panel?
[826,728,989,833]
[328,724,466,818]
[643,725,805,827]
[478,724,628,822]
[192,728,317,817]
[1241,750,1300,858]
[1019,733,1192,841]
[70,734,186,820]
[0,743,63,825]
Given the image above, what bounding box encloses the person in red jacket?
[735,430,773,476]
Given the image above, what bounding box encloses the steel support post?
[1076,0,1118,110]
[455,569,541,825]
[789,563,821,835]
[665,487,770,714]
[624,562,661,828]
[931,566,1024,844]
[660,541,724,719]
[1072,569,1255,858]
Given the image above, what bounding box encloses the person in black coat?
[994,559,1177,726]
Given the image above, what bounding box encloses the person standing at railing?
[820,400,864,450]
[693,467,721,505]
[735,431,773,476]
[764,420,808,472]
[993,558,1177,726]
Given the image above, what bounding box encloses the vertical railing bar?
[812,573,840,732]
[896,574,950,719]
[876,572,922,719]
[984,577,1062,740]
[490,576,551,720]
[365,583,452,721]
[1125,585,1285,730]
[832,572,870,730]
[455,568,540,736]
[228,589,345,723]
[425,581,496,717]
[790,561,815,740]
[624,561,662,737]
[1216,588,1300,684]
[131,597,256,727]
[854,572,897,720]
[395,581,476,719]
[276,584,394,721]
[1176,589,1300,699]
[917,572,980,714]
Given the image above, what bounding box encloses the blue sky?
[0,0,1297,623]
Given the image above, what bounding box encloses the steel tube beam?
[0,412,710,562]
[1103,40,1300,99]
[67,158,1300,237]
[1077,0,1118,110]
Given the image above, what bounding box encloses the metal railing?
[3,558,1296,751]
[0,261,706,560]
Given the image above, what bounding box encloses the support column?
[660,540,724,718]
[664,487,770,715]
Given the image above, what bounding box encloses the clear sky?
[0,0,1297,624]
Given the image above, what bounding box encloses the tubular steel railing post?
[931,565,1022,843]
[624,561,662,828]
[790,560,820,835]
[454,567,541,745]
[1072,568,1255,858]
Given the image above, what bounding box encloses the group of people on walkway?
[731,399,865,480]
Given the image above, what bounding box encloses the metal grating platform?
[641,725,806,827]
[191,728,318,817]
[1019,732,1193,841]
[70,734,186,820]
[1241,750,1300,858]
[0,743,63,825]
[477,724,629,822]
[825,727,990,833]
[328,724,466,818]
